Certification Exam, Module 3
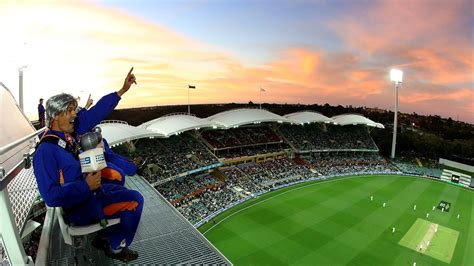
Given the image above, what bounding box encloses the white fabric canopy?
[140,113,217,137]
[284,111,335,125]
[98,122,162,146]
[332,114,384,128]
[207,108,289,128]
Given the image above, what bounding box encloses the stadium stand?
[121,134,221,183]
[201,126,282,150]
[278,124,378,152]
[392,159,443,178]
[303,153,398,176]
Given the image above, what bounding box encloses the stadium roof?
[98,121,163,146]
[96,111,385,144]
[0,83,36,177]
[140,113,217,137]
[331,114,385,128]
[207,108,289,128]
[284,111,335,125]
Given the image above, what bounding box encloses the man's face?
[54,102,77,133]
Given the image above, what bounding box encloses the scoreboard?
[441,169,472,188]
[451,175,460,183]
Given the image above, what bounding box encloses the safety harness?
[36,129,108,227]
[37,133,81,160]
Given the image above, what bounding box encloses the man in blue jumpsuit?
[33,68,142,262]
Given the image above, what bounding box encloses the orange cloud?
[327,0,473,122]
[400,88,474,104]
[0,0,472,124]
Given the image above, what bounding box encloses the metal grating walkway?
[44,175,230,265]
[7,167,39,233]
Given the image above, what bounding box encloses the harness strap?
[37,132,81,160]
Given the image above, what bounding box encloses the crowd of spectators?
[155,174,221,203]
[127,134,220,182]
[156,158,314,223]
[176,186,239,224]
[155,173,241,224]
[215,143,289,159]
[202,126,282,150]
[392,158,442,177]
[221,167,261,193]
[237,158,314,188]
[278,124,378,151]
[303,153,398,176]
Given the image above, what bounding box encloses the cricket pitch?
[399,218,459,264]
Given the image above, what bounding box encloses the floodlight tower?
[390,69,403,159]
[18,65,27,112]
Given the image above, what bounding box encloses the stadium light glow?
[390,69,403,83]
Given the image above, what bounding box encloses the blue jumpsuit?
[33,93,143,250]
[75,93,137,181]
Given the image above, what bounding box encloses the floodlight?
[390,69,403,83]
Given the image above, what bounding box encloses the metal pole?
[19,69,24,112]
[0,189,31,265]
[391,82,399,159]
[259,89,262,109]
[187,87,190,115]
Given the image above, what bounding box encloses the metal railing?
[0,127,45,265]
[99,120,128,125]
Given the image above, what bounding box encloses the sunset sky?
[1,0,473,123]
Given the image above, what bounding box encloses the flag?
[260,87,265,92]
[188,85,196,89]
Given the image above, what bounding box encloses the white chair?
[55,207,120,247]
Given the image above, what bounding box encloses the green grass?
[199,175,474,265]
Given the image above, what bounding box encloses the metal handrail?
[162,112,196,118]
[99,120,128,125]
[0,127,45,155]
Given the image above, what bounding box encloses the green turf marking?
[437,200,452,212]
[399,218,459,263]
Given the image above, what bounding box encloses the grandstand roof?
[207,108,289,128]
[98,121,162,146]
[140,113,217,137]
[331,114,385,128]
[284,111,335,125]
[1,83,36,177]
